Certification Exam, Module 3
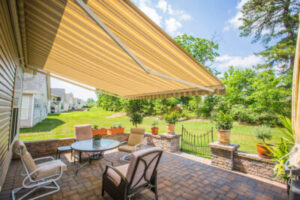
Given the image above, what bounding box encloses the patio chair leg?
[120,153,131,161]
[79,151,82,163]
[101,186,105,196]
[12,181,60,200]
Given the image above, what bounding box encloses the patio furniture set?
[11,125,161,200]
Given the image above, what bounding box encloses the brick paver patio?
[0,151,287,200]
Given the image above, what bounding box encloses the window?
[10,108,19,144]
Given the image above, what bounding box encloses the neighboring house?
[50,94,61,113]
[66,93,74,110]
[74,98,86,109]
[20,70,50,128]
[51,88,68,113]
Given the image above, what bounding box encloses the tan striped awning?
[18,0,225,99]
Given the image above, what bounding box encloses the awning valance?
[18,0,225,99]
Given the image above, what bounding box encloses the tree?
[97,93,125,111]
[86,98,95,108]
[239,0,299,73]
[174,34,220,74]
[130,112,143,127]
[222,66,291,124]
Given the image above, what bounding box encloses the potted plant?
[151,120,159,135]
[254,125,273,159]
[109,123,124,134]
[116,122,124,134]
[215,111,233,145]
[92,125,108,136]
[93,133,102,147]
[109,124,117,135]
[165,111,179,134]
[92,125,99,136]
[130,112,143,127]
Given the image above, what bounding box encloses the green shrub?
[164,111,179,124]
[93,125,99,129]
[265,116,295,180]
[151,119,158,128]
[230,104,258,124]
[130,112,143,127]
[215,111,233,130]
[180,109,194,120]
[253,125,272,143]
[116,122,122,128]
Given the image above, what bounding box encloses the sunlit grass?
[20,108,285,154]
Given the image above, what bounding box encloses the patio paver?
[0,151,287,200]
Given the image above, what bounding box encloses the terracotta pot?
[119,127,124,134]
[92,129,107,136]
[109,127,124,134]
[167,124,175,134]
[256,143,272,159]
[151,127,159,135]
[218,129,231,145]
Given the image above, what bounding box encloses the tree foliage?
[239,0,300,73]
[174,34,220,74]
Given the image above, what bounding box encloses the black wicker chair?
[102,147,163,200]
[285,159,300,200]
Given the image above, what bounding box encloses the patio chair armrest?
[34,156,55,164]
[134,143,143,151]
[285,160,300,176]
[104,165,128,184]
[119,141,127,146]
[27,162,65,183]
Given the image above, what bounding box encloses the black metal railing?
[180,126,214,158]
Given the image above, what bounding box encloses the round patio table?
[71,139,121,175]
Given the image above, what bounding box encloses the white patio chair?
[12,140,67,200]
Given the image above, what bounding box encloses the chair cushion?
[75,124,92,141]
[23,152,37,173]
[126,147,162,190]
[106,164,129,186]
[35,160,67,179]
[130,128,145,135]
[14,140,28,155]
[118,145,136,153]
[127,134,144,146]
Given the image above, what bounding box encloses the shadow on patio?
[0,150,287,200]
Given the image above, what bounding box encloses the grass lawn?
[20,108,285,154]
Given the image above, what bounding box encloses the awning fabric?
[292,21,300,144]
[18,0,225,99]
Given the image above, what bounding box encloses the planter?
[167,124,175,134]
[256,143,272,159]
[109,127,125,135]
[151,127,159,135]
[92,129,107,136]
[218,129,231,145]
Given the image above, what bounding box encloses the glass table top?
[71,139,121,152]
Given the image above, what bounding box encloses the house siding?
[21,71,49,128]
[0,0,23,189]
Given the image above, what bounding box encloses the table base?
[74,151,113,175]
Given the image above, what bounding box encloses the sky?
[51,0,264,101]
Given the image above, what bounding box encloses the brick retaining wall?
[209,142,280,182]
[143,133,181,152]
[233,151,275,180]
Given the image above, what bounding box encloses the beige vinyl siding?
[0,0,20,188]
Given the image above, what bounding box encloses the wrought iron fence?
[180,126,214,158]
